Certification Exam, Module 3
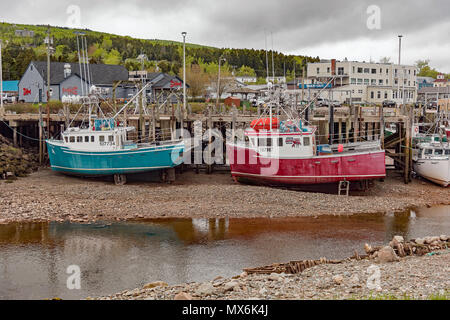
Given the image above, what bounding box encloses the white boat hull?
[413,158,450,187]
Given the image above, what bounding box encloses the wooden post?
[379,104,384,149]
[404,113,411,184]
[353,105,358,143]
[38,105,43,165]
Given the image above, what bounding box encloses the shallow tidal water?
[0,205,449,299]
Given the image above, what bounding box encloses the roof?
[146,72,189,89]
[30,61,129,85]
[1,80,19,92]
[418,87,450,94]
[229,87,260,94]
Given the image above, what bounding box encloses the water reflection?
[0,205,448,300]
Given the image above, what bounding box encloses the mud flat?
[0,168,449,224]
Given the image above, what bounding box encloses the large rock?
[195,283,214,296]
[332,275,344,285]
[143,281,168,289]
[174,292,192,300]
[440,235,449,241]
[377,246,399,263]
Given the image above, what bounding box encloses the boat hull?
[227,144,386,185]
[46,141,184,176]
[413,158,450,187]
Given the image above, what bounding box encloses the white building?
[304,59,418,105]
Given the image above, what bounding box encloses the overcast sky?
[1,0,449,72]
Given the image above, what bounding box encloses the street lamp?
[182,32,187,113]
[216,56,226,108]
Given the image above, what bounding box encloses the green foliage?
[0,21,319,81]
[236,65,256,77]
[416,59,440,78]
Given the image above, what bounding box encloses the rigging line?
[0,119,46,142]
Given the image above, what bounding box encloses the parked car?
[382,100,396,107]
[1,93,10,104]
[316,98,329,107]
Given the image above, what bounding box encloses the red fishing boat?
[226,117,386,187]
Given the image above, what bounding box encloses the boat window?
[258,138,266,146]
[266,138,272,147]
[303,136,310,146]
[108,135,114,142]
[424,149,433,155]
[250,138,255,146]
[84,136,89,143]
[418,149,423,158]
[77,136,82,143]
[64,137,68,143]
[434,149,443,155]
[445,150,450,155]
[69,136,75,143]
[99,136,105,142]
[278,137,283,147]
[91,136,95,142]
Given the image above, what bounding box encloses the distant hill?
[0,21,319,81]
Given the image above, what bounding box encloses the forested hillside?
[0,22,319,82]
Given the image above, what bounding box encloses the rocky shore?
[94,235,450,300]
[0,135,38,181]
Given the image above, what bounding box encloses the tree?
[104,49,121,65]
[180,63,208,98]
[379,57,391,64]
[236,65,256,77]
[416,59,439,78]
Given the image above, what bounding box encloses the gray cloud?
[0,0,449,71]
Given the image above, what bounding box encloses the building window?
[85,136,89,142]
[99,136,105,143]
[338,67,344,75]
[316,67,320,74]
[303,137,310,146]
[414,70,416,76]
[352,66,355,73]
[351,78,356,84]
[358,89,363,94]
[364,68,369,73]
[377,91,381,99]
[364,79,369,85]
[77,136,82,143]
[394,79,398,85]
[379,79,383,85]
[386,69,389,74]
[327,67,330,73]
[384,92,388,99]
[386,79,389,85]
[357,67,363,73]
[371,79,376,85]
[371,91,374,99]
[357,78,363,85]
[371,69,376,74]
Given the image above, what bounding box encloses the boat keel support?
[114,174,127,185]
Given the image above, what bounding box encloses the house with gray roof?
[18,61,129,103]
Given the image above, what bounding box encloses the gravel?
[0,168,449,224]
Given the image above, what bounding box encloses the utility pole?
[216,56,225,108]
[182,31,187,134]
[265,30,269,83]
[397,35,402,108]
[45,25,52,155]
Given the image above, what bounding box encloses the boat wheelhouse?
[413,142,450,187]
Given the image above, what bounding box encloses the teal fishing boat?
[46,91,184,185]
